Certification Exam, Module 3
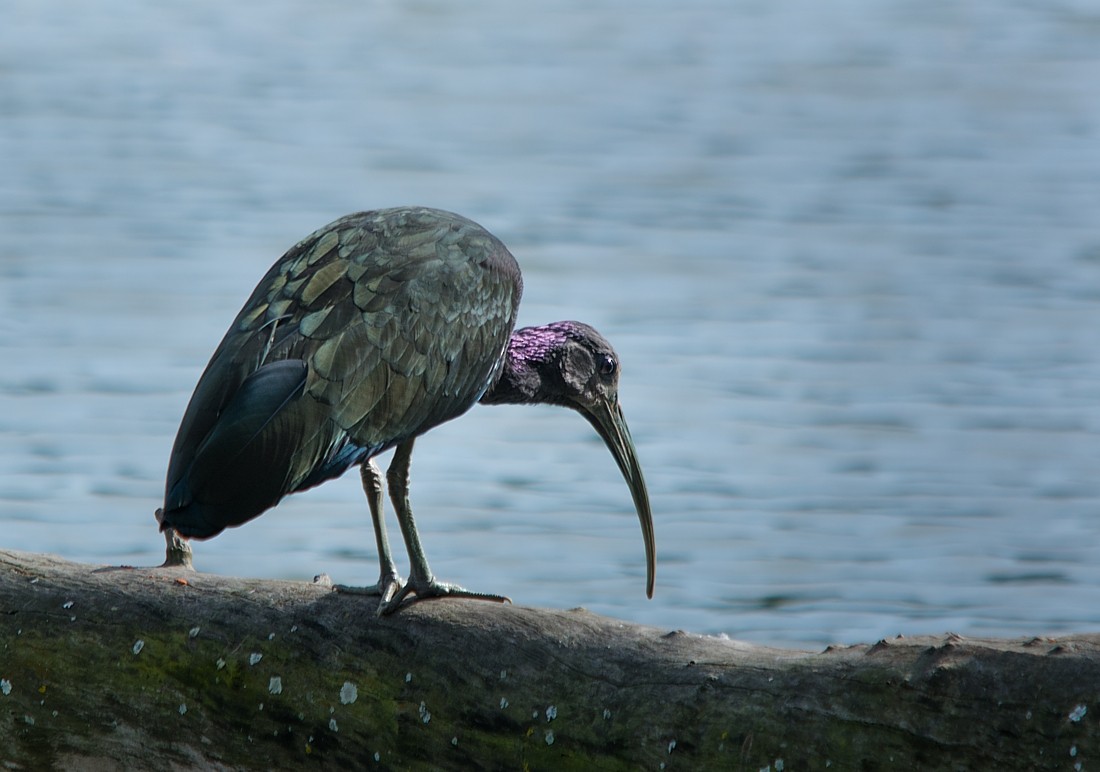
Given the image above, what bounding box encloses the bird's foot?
[335,569,405,607]
[376,575,510,616]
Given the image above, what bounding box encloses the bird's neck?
[480,324,566,406]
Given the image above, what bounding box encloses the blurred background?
[2,0,1100,648]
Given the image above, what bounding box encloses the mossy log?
[1,549,1099,770]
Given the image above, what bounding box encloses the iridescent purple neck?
[480,323,574,405]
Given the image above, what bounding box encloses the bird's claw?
[376,577,510,616]
[335,570,405,607]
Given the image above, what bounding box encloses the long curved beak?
[579,397,656,598]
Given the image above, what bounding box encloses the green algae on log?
[2,549,1100,770]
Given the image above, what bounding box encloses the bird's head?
[531,321,622,409]
[486,321,656,598]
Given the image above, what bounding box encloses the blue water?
[2,0,1100,647]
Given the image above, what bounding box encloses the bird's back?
[161,207,522,538]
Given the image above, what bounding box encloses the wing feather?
[161,207,521,536]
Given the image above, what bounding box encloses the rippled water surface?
[3,0,1100,647]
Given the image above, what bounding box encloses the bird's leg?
[335,459,404,604]
[362,459,403,598]
[376,438,510,616]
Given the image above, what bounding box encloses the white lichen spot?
[269,677,283,695]
[329,718,338,732]
[62,600,73,609]
[500,697,509,709]
[532,710,539,719]
[603,708,612,720]
[544,730,554,746]
[545,705,557,722]
[189,626,201,638]
[340,682,358,705]
[216,658,226,670]
[775,759,785,772]
[24,715,35,726]
[1,679,11,696]
[1068,704,1087,723]
[451,736,458,746]
[249,652,263,666]
[499,670,507,681]
[1026,710,1032,720]
[132,640,145,655]
[374,752,380,762]
[70,616,76,623]
[290,625,298,633]
[179,704,187,716]
[405,672,412,683]
[268,632,275,641]
[668,739,677,754]
[259,703,264,711]
[419,701,431,724]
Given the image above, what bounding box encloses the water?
[2,0,1100,648]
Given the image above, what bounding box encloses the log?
[1,548,1097,770]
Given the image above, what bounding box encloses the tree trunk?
[1,548,1097,770]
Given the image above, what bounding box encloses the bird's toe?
[375,577,511,616]
[335,569,405,606]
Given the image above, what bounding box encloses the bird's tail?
[155,503,227,540]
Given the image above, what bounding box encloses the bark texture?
[1,548,1098,770]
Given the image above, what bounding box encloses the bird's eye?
[599,354,617,378]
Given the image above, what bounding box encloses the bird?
[156,206,654,615]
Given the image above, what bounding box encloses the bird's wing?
[295,208,521,454]
[164,208,521,524]
[166,359,313,520]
